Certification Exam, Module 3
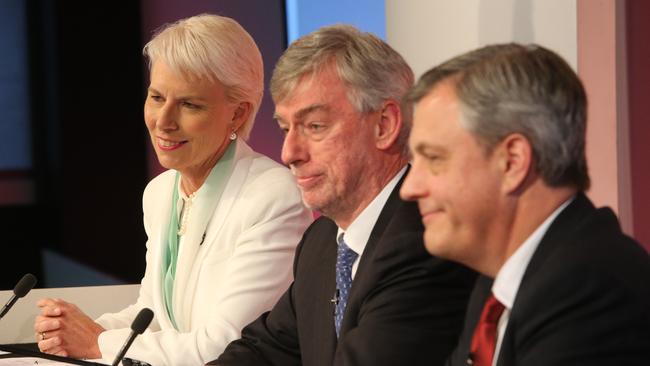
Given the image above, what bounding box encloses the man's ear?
[231,101,253,133]
[495,133,533,194]
[375,100,403,150]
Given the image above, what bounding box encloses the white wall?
[386,0,577,78]
[385,0,631,225]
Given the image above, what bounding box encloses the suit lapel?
[496,193,596,365]
[518,193,595,283]
[452,195,599,366]
[295,218,338,365]
[339,169,409,336]
[314,224,338,363]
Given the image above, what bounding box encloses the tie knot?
[482,294,505,324]
[337,235,358,265]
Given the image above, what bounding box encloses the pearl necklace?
[177,191,197,236]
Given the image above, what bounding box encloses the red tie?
[469,294,505,366]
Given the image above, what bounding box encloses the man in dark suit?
[400,43,650,366]
[210,25,476,366]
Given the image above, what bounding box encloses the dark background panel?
[1,0,288,290]
[27,0,148,285]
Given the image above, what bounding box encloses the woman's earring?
[229,131,237,141]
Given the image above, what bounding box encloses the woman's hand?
[34,298,105,359]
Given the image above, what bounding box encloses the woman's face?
[144,61,240,175]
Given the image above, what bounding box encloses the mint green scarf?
[161,141,236,329]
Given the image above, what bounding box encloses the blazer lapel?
[198,141,253,257]
[151,172,176,330]
[175,141,246,330]
[173,190,214,330]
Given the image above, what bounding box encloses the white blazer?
[95,141,312,365]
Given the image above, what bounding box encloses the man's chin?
[423,241,437,256]
[301,191,327,210]
[423,234,450,259]
[304,199,337,220]
[302,200,321,211]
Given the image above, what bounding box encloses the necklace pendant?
[177,191,196,237]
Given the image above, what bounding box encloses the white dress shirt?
[337,166,407,279]
[490,197,574,366]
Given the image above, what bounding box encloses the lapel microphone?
[0,273,37,319]
[330,289,340,307]
[111,308,154,366]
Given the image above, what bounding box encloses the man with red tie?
[400,43,650,365]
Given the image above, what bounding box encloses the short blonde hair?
[143,13,263,140]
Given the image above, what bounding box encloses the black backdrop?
[1,0,288,290]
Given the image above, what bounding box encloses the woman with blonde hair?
[33,14,312,365]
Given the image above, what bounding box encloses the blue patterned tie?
[334,234,358,338]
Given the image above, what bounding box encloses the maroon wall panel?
[626,0,650,251]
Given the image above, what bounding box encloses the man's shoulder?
[512,201,650,322]
[293,216,338,261]
[371,184,424,239]
[541,204,648,278]
[524,194,648,281]
[502,208,650,365]
[303,215,338,239]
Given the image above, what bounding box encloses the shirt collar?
[492,196,574,309]
[337,166,407,256]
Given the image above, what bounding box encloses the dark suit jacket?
[448,193,650,366]
[213,177,477,366]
